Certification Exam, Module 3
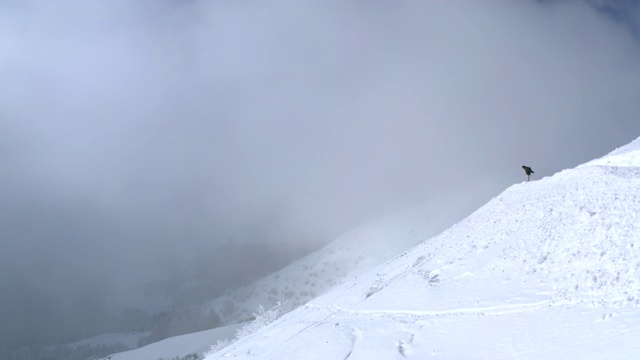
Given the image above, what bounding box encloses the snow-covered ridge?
[68,332,148,350]
[581,135,640,167]
[207,137,640,359]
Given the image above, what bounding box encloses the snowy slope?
[204,190,484,325]
[100,188,484,360]
[205,136,640,359]
[98,323,243,360]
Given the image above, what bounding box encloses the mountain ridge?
[206,136,640,359]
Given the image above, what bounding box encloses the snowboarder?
[522,165,534,182]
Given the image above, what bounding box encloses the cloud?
[1,0,640,345]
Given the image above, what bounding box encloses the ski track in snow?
[311,300,552,318]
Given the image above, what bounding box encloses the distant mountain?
[206,136,640,359]
[135,240,311,346]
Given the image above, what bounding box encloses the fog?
[2,0,640,350]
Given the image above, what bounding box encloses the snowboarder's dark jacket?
[522,165,534,176]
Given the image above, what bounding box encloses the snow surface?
[203,136,640,359]
[98,323,243,360]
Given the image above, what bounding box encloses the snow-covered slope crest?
[582,135,640,167]
[207,139,640,359]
